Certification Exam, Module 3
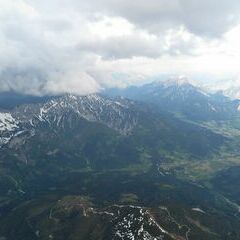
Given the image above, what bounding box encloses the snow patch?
[192,208,205,214]
[0,113,18,131]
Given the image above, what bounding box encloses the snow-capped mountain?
[105,77,240,121]
[203,78,240,100]
[14,94,138,131]
[155,75,197,88]
[143,77,209,100]
[0,94,138,147]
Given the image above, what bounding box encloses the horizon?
[0,75,238,101]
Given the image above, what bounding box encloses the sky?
[1,0,240,95]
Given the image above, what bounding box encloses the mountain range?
[0,78,240,239]
[105,77,240,121]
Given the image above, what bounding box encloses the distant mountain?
[203,78,240,100]
[104,77,240,121]
[224,87,240,100]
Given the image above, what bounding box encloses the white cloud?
[45,71,101,95]
[0,0,240,95]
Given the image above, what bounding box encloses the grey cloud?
[55,0,240,37]
[180,0,240,37]
[109,0,240,37]
[76,31,198,59]
[0,1,101,95]
[77,35,163,59]
[0,0,240,95]
[0,67,47,95]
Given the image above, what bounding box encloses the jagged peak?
[150,76,198,89]
[6,93,138,137]
[165,75,192,86]
[149,76,213,97]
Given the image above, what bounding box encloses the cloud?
[0,0,240,95]
[57,0,240,37]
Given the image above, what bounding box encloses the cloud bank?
[1,0,240,95]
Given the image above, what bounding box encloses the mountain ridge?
[104,78,240,121]
[0,94,140,148]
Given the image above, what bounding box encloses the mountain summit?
[157,76,194,87]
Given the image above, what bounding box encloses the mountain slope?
[0,94,139,148]
[0,93,226,170]
[13,94,138,133]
